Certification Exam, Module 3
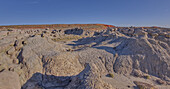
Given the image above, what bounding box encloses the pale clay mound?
[0,27,170,89]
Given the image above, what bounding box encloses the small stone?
[150,33,159,37]
[13,59,19,64]
[6,47,15,55]
[133,69,142,77]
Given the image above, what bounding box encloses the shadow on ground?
[22,63,91,89]
[66,35,127,55]
[21,72,72,89]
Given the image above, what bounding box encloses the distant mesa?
[0,24,115,30]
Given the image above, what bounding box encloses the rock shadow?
[94,46,116,55]
[21,72,72,89]
[17,48,24,64]
[67,35,112,47]
[22,64,91,89]
[66,34,131,56]
[64,28,83,35]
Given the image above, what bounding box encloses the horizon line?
[0,23,169,28]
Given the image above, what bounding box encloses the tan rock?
[156,79,166,85]
[0,71,21,89]
[134,81,158,89]
[6,47,15,55]
[150,32,159,37]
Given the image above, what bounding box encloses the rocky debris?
[65,63,113,89]
[42,53,84,76]
[134,29,148,37]
[0,26,169,89]
[156,79,166,85]
[64,28,83,35]
[134,81,157,89]
[132,69,143,77]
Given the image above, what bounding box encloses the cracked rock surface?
[0,25,170,89]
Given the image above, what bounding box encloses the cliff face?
[0,25,169,89]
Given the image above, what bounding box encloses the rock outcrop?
[0,25,169,89]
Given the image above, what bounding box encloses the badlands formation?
[0,24,169,89]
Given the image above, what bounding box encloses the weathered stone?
[134,29,147,37]
[134,81,157,89]
[0,26,169,89]
[0,71,21,89]
[6,47,15,55]
[150,32,159,37]
[156,79,166,85]
[132,69,142,77]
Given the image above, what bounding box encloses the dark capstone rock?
[64,28,83,35]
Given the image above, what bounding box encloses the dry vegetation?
[0,24,115,30]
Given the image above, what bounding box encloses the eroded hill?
[0,25,170,89]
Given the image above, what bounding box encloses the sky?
[0,0,170,27]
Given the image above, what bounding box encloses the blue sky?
[0,0,170,27]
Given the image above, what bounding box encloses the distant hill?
[0,24,115,30]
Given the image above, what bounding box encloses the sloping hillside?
[0,25,169,89]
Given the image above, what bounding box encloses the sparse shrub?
[144,75,150,79]
[7,28,13,31]
[146,75,150,79]
[7,32,10,35]
[108,73,114,78]
[51,38,57,42]
[66,48,73,52]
